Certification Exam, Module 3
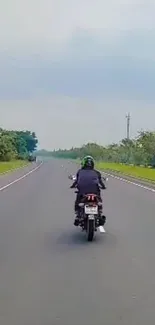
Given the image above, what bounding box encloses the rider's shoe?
[99,215,106,226]
[74,211,80,226]
[74,217,79,226]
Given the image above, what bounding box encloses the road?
[0,159,155,325]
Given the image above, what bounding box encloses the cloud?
[1,0,155,148]
[1,0,155,52]
[1,0,155,100]
[1,30,155,101]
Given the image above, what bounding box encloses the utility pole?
[126,113,130,140]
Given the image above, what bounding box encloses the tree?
[16,131,38,153]
[0,128,38,161]
[0,134,17,161]
[36,129,155,167]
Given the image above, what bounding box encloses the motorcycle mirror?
[102,176,108,182]
[68,174,76,181]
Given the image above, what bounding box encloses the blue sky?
[0,0,155,149]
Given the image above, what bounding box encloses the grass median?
[96,162,155,182]
[0,160,29,175]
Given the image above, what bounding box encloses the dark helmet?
[81,155,94,169]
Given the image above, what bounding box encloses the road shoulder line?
[102,171,155,193]
[0,161,43,192]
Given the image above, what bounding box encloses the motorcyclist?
[70,155,106,225]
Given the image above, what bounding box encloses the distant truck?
[28,154,36,162]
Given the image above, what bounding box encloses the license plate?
[88,215,95,220]
[84,205,98,215]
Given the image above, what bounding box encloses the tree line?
[0,128,38,161]
[37,130,155,167]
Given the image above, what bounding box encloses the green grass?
[0,160,29,174]
[96,162,155,182]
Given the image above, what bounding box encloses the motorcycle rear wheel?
[87,219,94,241]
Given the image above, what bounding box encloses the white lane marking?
[102,171,155,193]
[0,162,43,192]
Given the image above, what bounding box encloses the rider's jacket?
[72,167,105,194]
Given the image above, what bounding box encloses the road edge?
[71,159,155,193]
[0,161,43,192]
[101,170,155,193]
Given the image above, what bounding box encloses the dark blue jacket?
[71,167,105,194]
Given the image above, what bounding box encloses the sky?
[0,0,155,149]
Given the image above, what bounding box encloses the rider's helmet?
[81,155,95,169]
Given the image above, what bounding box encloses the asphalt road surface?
[0,159,155,325]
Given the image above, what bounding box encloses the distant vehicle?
[28,155,36,162]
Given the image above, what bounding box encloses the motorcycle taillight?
[86,194,96,201]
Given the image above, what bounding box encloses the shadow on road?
[43,227,118,255]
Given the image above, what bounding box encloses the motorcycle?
[68,175,107,241]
